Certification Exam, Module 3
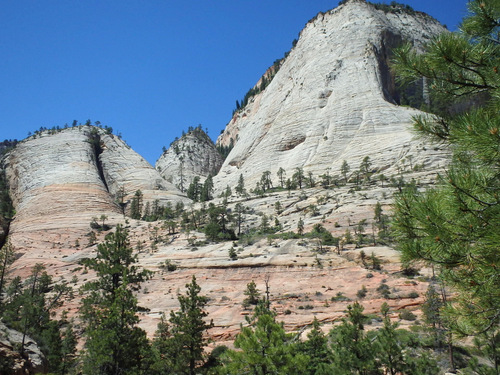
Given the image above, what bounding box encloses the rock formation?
[1,126,189,274]
[98,130,189,210]
[215,0,448,191]
[155,127,223,192]
[0,0,452,355]
[0,321,46,374]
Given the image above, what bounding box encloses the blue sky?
[1,0,468,165]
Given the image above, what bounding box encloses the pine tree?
[422,284,445,348]
[392,0,500,335]
[374,303,439,375]
[359,156,372,182]
[297,217,304,236]
[0,240,14,310]
[204,203,235,242]
[329,302,377,374]
[186,177,201,202]
[242,280,261,309]
[234,202,246,236]
[375,303,410,375]
[235,173,246,196]
[129,189,143,220]
[292,167,305,189]
[1,264,75,373]
[340,160,350,184]
[373,201,383,224]
[200,174,214,202]
[154,275,213,375]
[260,171,273,192]
[277,167,286,188]
[80,224,152,374]
[59,320,78,374]
[307,171,315,188]
[220,302,308,375]
[299,317,334,374]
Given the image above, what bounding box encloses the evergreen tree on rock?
[220,301,308,375]
[80,224,152,375]
[153,275,213,375]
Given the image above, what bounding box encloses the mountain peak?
[215,1,446,192]
[156,126,223,192]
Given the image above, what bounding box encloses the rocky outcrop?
[98,131,188,210]
[215,0,448,191]
[156,127,223,192]
[0,321,46,374]
[4,127,120,233]
[0,126,190,270]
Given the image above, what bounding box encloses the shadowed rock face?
[215,0,447,192]
[156,128,223,192]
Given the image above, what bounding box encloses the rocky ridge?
[1,126,189,273]
[155,127,223,192]
[215,0,448,192]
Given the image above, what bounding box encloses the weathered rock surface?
[215,0,448,191]
[4,127,119,234]
[0,321,46,374]
[1,126,190,274]
[99,131,188,209]
[155,128,223,192]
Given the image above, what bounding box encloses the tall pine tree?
[80,224,152,375]
[392,0,500,336]
[220,301,308,375]
[152,275,213,375]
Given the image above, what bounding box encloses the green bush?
[399,309,417,321]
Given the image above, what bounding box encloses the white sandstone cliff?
[155,128,223,192]
[215,0,448,192]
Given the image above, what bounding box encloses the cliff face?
[155,128,223,192]
[4,127,119,233]
[2,126,188,244]
[215,0,447,191]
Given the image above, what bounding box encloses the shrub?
[399,309,417,321]
[160,259,178,272]
[356,285,367,299]
[408,291,419,299]
[331,292,351,302]
[377,283,390,298]
[229,247,238,260]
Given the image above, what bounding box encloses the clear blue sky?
[0,0,468,165]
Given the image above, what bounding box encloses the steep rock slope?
[2,126,189,271]
[98,131,188,208]
[156,127,223,192]
[215,0,447,191]
[4,127,119,233]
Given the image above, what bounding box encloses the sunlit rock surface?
[215,0,447,191]
[156,128,223,192]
